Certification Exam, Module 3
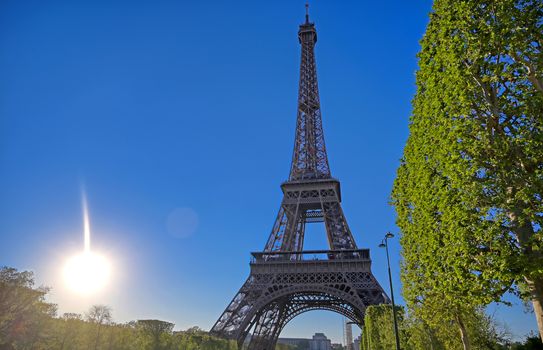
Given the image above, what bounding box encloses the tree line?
[392,0,542,349]
[0,266,295,350]
[359,305,542,350]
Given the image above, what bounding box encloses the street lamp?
[379,232,401,350]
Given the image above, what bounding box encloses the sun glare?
[63,251,111,295]
[62,192,112,296]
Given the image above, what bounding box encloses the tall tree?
[86,305,112,350]
[361,305,408,350]
[0,267,57,349]
[392,0,543,345]
[136,319,174,350]
[58,313,83,350]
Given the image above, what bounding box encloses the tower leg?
[247,300,285,350]
[323,202,356,250]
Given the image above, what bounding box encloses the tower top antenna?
[305,1,310,23]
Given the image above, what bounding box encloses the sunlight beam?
[82,191,91,252]
[62,190,111,296]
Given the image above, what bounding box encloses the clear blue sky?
[0,0,537,344]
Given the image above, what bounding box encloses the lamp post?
[379,232,401,350]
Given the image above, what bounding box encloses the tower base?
[211,250,388,350]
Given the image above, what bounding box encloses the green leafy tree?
[86,304,112,350]
[0,267,56,350]
[511,335,543,350]
[361,305,505,350]
[392,0,543,346]
[402,315,444,350]
[0,266,243,350]
[102,322,139,350]
[136,319,174,350]
[57,313,83,350]
[361,305,408,350]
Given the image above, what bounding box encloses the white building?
[309,333,332,350]
[353,335,362,350]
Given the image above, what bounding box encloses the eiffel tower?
[211,6,388,349]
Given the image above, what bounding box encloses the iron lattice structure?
[211,9,387,350]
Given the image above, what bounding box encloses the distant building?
[277,333,334,350]
[309,333,332,350]
[353,335,362,350]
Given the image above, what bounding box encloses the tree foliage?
[511,335,543,350]
[136,319,174,350]
[0,267,56,349]
[392,0,543,345]
[360,305,408,350]
[360,305,507,350]
[0,266,243,350]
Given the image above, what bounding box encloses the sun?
[63,251,111,295]
[62,191,112,296]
